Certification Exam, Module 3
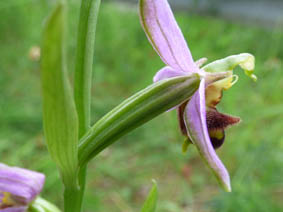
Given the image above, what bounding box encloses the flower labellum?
[0,163,45,211]
[139,0,256,191]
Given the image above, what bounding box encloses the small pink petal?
[153,66,187,82]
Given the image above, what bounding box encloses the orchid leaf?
[41,2,78,187]
[78,74,200,165]
[141,180,158,212]
[203,53,256,81]
[74,0,101,138]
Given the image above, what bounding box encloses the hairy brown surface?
[206,108,240,131]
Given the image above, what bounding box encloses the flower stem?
[65,0,101,211]
[63,166,87,212]
[77,165,88,210]
[64,186,82,212]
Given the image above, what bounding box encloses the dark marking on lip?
[177,104,240,149]
[206,108,240,149]
[209,129,225,149]
[177,101,189,137]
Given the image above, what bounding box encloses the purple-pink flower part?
[139,0,255,191]
[0,163,45,211]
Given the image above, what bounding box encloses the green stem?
[66,0,101,211]
[64,186,82,212]
[77,165,87,211]
[63,166,87,212]
[74,0,101,138]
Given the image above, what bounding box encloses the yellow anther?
[1,192,14,206]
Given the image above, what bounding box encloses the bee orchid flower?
[139,0,256,191]
[0,163,45,211]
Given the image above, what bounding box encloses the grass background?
[0,0,283,211]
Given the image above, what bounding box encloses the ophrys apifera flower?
[139,0,256,191]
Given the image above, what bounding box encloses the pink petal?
[139,0,197,72]
[153,66,187,82]
[0,206,27,212]
[0,163,45,204]
[184,80,231,192]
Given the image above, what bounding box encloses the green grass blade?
[141,180,158,212]
[41,1,78,187]
[74,0,101,138]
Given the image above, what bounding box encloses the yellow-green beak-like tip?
[203,53,257,82]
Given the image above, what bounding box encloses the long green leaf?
[141,180,158,212]
[41,2,78,187]
[74,0,101,138]
[78,75,200,165]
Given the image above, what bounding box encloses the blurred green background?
[0,0,283,211]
